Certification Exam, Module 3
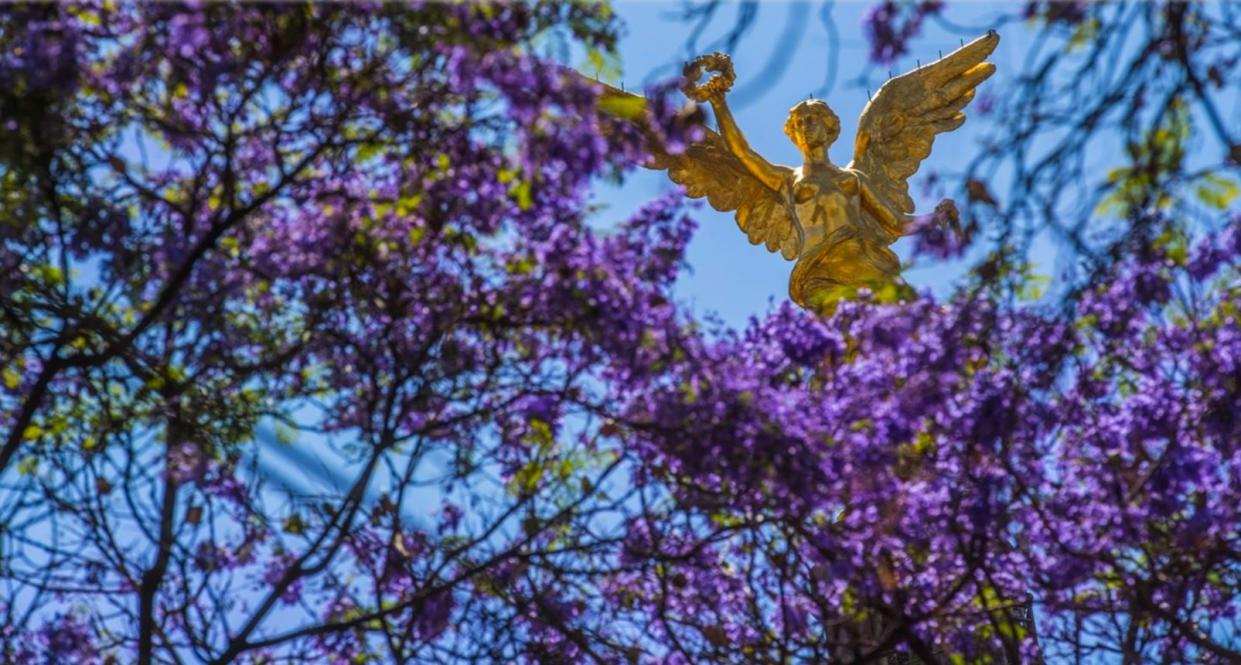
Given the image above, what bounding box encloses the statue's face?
[789,108,840,152]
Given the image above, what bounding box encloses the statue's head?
[785,99,840,153]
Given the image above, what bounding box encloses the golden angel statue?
[593,32,999,313]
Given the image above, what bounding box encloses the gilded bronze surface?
[592,32,1000,313]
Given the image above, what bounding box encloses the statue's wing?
[653,130,802,260]
[594,82,802,260]
[848,31,999,232]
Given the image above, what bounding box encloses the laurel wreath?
[682,52,735,102]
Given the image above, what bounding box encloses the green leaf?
[356,142,384,163]
[1195,173,1239,210]
[528,419,555,448]
[18,456,37,475]
[396,193,422,216]
[283,514,306,534]
[506,255,536,275]
[511,459,545,496]
[1019,273,1051,301]
[510,180,532,211]
[1067,18,1100,53]
[33,264,65,286]
[275,423,297,445]
[2,367,19,389]
[220,236,240,259]
[521,514,541,537]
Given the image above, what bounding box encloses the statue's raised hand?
[681,52,735,103]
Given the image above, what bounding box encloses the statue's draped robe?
[787,169,904,308]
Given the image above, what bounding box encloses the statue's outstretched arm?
[859,178,906,236]
[709,96,788,194]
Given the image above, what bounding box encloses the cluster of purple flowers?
[862,0,945,65]
[602,219,1240,660]
[1022,1,1089,25]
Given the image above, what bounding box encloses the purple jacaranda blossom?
[0,5,82,96]
[518,394,560,428]
[201,464,248,505]
[974,91,997,115]
[1023,0,1089,25]
[438,502,464,534]
[314,595,366,665]
[1188,219,1241,280]
[167,11,209,59]
[413,589,455,641]
[602,216,1241,658]
[862,1,944,65]
[262,553,304,606]
[910,199,972,259]
[167,441,208,483]
[193,541,239,573]
[14,613,102,665]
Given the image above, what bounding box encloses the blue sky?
[593,2,1039,326]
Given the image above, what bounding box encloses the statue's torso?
[791,165,862,258]
[785,164,906,311]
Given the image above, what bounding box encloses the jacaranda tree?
[0,2,1237,664]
